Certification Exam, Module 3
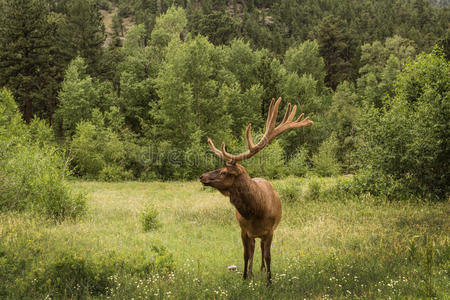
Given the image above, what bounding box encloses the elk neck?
[227,171,264,220]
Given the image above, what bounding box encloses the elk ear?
[225,162,240,176]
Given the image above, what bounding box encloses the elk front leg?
[262,234,273,284]
[241,231,255,279]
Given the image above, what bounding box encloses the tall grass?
[0,178,448,299]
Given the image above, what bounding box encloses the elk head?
[199,163,246,195]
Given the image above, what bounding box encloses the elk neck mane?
[227,168,266,219]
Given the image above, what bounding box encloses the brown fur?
[200,163,281,282]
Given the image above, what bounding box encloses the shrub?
[312,133,341,177]
[355,48,449,199]
[285,146,310,177]
[141,206,160,231]
[275,177,303,203]
[346,170,417,200]
[304,179,322,201]
[0,144,86,221]
[0,88,86,221]
[99,165,134,182]
[34,253,112,298]
[70,112,130,180]
[28,118,56,147]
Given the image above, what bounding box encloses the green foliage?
[358,35,416,107]
[274,177,303,203]
[344,170,417,200]
[0,0,55,122]
[242,139,286,179]
[0,88,27,140]
[0,143,86,221]
[313,15,357,89]
[141,205,160,231]
[355,48,449,199]
[285,146,310,177]
[55,57,114,136]
[57,0,106,76]
[0,89,86,221]
[327,81,360,171]
[312,133,341,177]
[153,35,232,150]
[118,25,159,132]
[189,10,240,45]
[151,5,187,44]
[1,0,448,189]
[224,39,262,91]
[303,178,322,202]
[70,110,129,179]
[284,40,326,89]
[99,165,134,182]
[222,83,264,137]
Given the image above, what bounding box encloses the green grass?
[1,178,449,299]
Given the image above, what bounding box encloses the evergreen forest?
[1,0,449,211]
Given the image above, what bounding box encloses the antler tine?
[208,138,226,160]
[246,123,256,151]
[268,97,282,132]
[281,103,291,124]
[295,112,304,123]
[286,105,297,123]
[221,142,235,161]
[265,98,275,131]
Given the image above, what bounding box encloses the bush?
[275,177,303,203]
[0,144,86,221]
[141,206,160,231]
[0,88,86,221]
[355,48,449,199]
[304,179,322,202]
[34,253,112,298]
[285,146,310,177]
[99,165,134,182]
[345,170,417,200]
[70,112,131,180]
[312,134,341,177]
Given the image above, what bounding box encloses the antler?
[208,97,314,164]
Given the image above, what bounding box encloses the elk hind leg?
[241,231,255,279]
[262,234,273,284]
[260,240,266,271]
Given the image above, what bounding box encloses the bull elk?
[199,97,313,283]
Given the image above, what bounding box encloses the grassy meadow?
[0,177,449,299]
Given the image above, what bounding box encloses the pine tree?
[57,0,106,77]
[313,15,357,90]
[0,0,53,122]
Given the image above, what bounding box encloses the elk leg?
[241,231,250,279]
[262,234,273,284]
[248,237,255,279]
[260,240,266,271]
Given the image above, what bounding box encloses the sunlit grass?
[1,178,449,299]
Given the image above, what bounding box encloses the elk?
[199,97,313,283]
